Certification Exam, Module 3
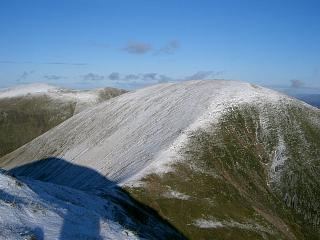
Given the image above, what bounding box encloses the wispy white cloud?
[0,60,88,66]
[122,40,181,55]
[123,41,152,54]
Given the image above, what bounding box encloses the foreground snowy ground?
[0,170,139,240]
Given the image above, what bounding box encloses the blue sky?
[0,0,319,91]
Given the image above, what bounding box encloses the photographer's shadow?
[10,157,186,240]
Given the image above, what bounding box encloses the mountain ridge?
[0,80,288,183]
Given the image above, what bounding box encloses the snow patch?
[194,219,224,228]
[163,189,191,200]
[269,136,287,184]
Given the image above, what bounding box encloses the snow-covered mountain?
[1,80,319,239]
[0,80,286,184]
[0,83,126,157]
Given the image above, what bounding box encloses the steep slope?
[0,84,126,157]
[1,80,319,239]
[0,169,184,239]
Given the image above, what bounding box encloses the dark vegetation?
[0,96,76,158]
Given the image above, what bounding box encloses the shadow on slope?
[9,158,186,240]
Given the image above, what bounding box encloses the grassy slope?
[128,103,320,239]
[0,96,76,158]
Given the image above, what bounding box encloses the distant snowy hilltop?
[1,80,319,239]
[0,83,127,113]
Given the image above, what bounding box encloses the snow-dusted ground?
[0,83,58,99]
[0,171,139,240]
[193,218,272,234]
[1,80,300,190]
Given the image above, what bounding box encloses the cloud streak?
[183,71,224,81]
[0,60,17,64]
[0,60,88,66]
[85,42,109,49]
[9,70,224,90]
[44,62,88,66]
[81,70,223,87]
[79,70,224,84]
[44,75,68,81]
[158,40,180,54]
[82,73,105,82]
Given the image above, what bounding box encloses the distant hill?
[0,84,126,157]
